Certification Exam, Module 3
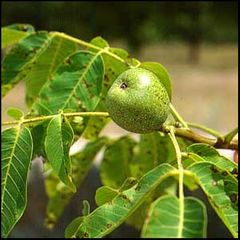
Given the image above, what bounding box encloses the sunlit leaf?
[141,195,207,238]
[32,50,104,115]
[6,107,24,120]
[65,163,177,238]
[1,24,34,49]
[82,37,128,140]
[1,126,33,237]
[95,186,119,206]
[187,143,237,172]
[187,162,238,237]
[44,137,106,228]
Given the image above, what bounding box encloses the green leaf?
[45,114,75,192]
[100,136,137,188]
[141,195,207,238]
[1,24,34,49]
[187,143,237,172]
[6,107,24,120]
[95,186,119,206]
[130,132,175,179]
[109,47,129,59]
[82,37,128,140]
[5,23,35,33]
[2,29,29,49]
[95,177,138,206]
[44,137,106,228]
[1,126,33,238]
[140,61,172,100]
[187,162,238,237]
[30,121,49,158]
[66,163,177,238]
[2,31,51,97]
[65,216,84,238]
[90,36,109,48]
[32,50,104,115]
[25,33,78,106]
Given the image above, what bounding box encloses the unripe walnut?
[105,68,170,133]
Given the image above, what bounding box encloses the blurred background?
[2,1,238,238]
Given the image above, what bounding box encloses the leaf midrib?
[61,49,104,109]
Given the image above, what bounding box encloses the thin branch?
[224,127,238,144]
[173,127,238,150]
[2,112,110,126]
[54,32,138,67]
[2,111,237,150]
[187,122,224,140]
[169,103,188,128]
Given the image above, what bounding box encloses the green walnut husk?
[105,68,170,133]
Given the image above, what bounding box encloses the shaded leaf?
[141,195,207,238]
[45,114,75,191]
[130,132,175,179]
[32,50,104,115]
[30,121,49,158]
[1,126,33,237]
[100,136,137,188]
[187,162,238,237]
[44,137,106,228]
[66,163,176,238]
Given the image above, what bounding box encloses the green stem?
[2,111,238,150]
[54,32,129,66]
[169,103,188,128]
[2,112,110,126]
[168,126,184,237]
[224,127,238,144]
[187,122,224,140]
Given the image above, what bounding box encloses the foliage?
[1,24,238,238]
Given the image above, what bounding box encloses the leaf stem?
[168,126,184,238]
[2,112,238,150]
[187,122,224,140]
[169,103,188,128]
[2,112,110,126]
[54,32,129,66]
[224,127,238,144]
